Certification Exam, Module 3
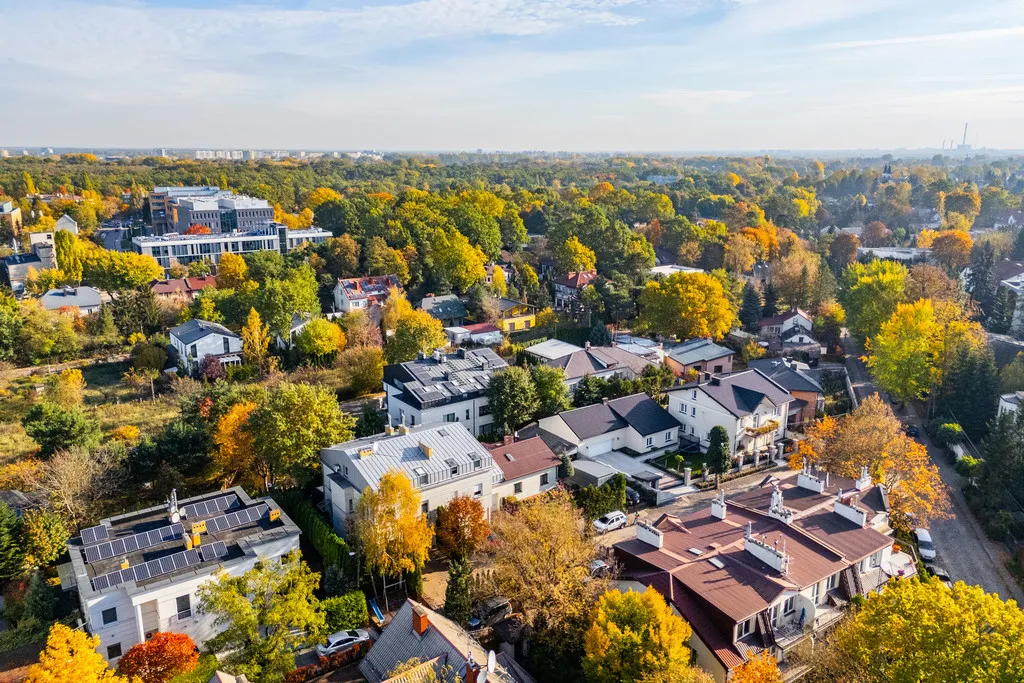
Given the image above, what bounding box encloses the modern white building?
[667,370,793,457]
[383,347,508,437]
[64,488,299,663]
[169,318,242,374]
[538,393,680,458]
[133,223,329,271]
[320,422,502,534]
[148,186,221,235]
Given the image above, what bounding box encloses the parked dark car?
[904,424,920,438]
[468,597,511,630]
[624,486,641,506]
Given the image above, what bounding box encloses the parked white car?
[915,528,936,561]
[593,511,627,534]
[316,629,370,656]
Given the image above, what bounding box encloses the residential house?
[758,309,812,340]
[0,200,23,238]
[1,222,78,294]
[486,263,507,287]
[999,391,1023,416]
[461,322,504,346]
[383,347,508,437]
[994,210,1024,229]
[169,318,242,374]
[649,264,704,277]
[333,275,403,314]
[320,423,502,533]
[41,286,102,315]
[664,338,734,379]
[856,247,930,264]
[567,459,617,488]
[613,468,912,681]
[275,313,313,350]
[545,343,655,393]
[53,214,80,234]
[667,370,793,457]
[488,435,560,504]
[612,334,664,363]
[524,339,584,363]
[360,600,528,683]
[538,393,680,457]
[748,359,824,425]
[64,488,298,663]
[495,298,537,333]
[151,276,218,299]
[420,294,467,327]
[553,271,597,309]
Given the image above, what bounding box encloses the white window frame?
[826,573,838,590]
[736,617,753,640]
[664,431,672,443]
[812,581,822,605]
[646,436,653,447]
[784,596,795,614]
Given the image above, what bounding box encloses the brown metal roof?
[487,436,560,481]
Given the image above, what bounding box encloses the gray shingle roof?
[665,338,734,366]
[40,286,101,310]
[558,393,676,440]
[419,294,467,321]
[747,359,822,394]
[672,369,792,418]
[169,318,239,345]
[546,346,654,380]
[360,600,517,683]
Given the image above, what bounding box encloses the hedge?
[573,473,627,522]
[323,591,369,632]
[272,490,350,571]
[284,640,369,683]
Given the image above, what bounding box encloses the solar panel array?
[83,523,184,564]
[205,503,270,533]
[181,493,239,520]
[80,525,109,545]
[199,540,229,562]
[91,548,202,591]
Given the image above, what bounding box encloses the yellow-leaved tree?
[554,236,597,275]
[865,299,943,404]
[213,400,258,489]
[216,252,249,291]
[796,395,951,533]
[354,471,433,607]
[637,271,735,340]
[241,307,270,376]
[583,587,701,683]
[25,623,141,683]
[731,651,783,683]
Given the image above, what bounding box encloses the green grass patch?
[649,451,706,478]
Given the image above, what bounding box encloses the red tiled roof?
[758,308,811,328]
[487,436,560,481]
[184,275,217,291]
[463,322,501,334]
[151,279,188,295]
[554,270,597,289]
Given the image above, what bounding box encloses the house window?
[472,458,482,470]
[343,465,349,477]
[737,617,753,639]
[421,501,429,514]
[176,594,191,620]
[646,437,654,447]
[826,573,838,591]
[190,344,198,358]
[769,603,780,626]
[690,426,695,435]
[466,409,471,420]
[479,404,492,416]
[101,607,117,625]
[753,414,760,428]
[784,596,795,614]
[514,482,523,494]
[870,551,882,568]
[691,390,697,400]
[664,431,673,443]
[508,322,516,331]
[540,473,549,486]
[450,465,458,476]
[444,413,456,423]
[691,406,696,417]
[348,498,354,513]
[812,581,822,605]
[524,320,531,329]
[474,483,483,497]
[714,365,723,373]
[107,643,122,660]
[222,337,230,354]
[419,474,428,486]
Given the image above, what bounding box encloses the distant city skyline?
[2,0,1023,151]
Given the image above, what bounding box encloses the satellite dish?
[170,511,180,523]
[487,650,496,673]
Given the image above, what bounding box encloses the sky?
[2,0,1024,151]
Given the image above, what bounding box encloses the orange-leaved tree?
[213,400,258,489]
[117,632,199,683]
[25,623,140,683]
[731,651,783,683]
[184,224,211,235]
[435,495,491,560]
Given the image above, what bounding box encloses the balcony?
[745,420,780,437]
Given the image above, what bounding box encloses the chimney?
[465,659,482,683]
[585,341,591,350]
[710,488,727,520]
[503,434,515,446]
[855,465,872,491]
[384,425,395,436]
[420,442,433,458]
[398,424,411,435]
[412,603,430,636]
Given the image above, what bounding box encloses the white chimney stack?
[710,488,727,520]
[855,465,872,491]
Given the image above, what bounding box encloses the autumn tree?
[638,272,735,340]
[486,366,540,435]
[583,587,695,683]
[797,395,951,532]
[43,368,86,408]
[353,471,433,605]
[216,252,249,290]
[435,495,490,560]
[241,307,270,375]
[296,318,346,366]
[197,551,325,683]
[723,233,758,274]
[554,236,597,274]
[861,221,889,248]
[866,299,943,403]
[184,224,211,235]
[839,259,908,343]
[213,401,258,489]
[816,578,1024,683]
[829,232,860,272]
[386,309,447,364]
[930,230,974,271]
[732,651,783,683]
[25,623,140,683]
[904,263,962,305]
[117,633,199,683]
[22,508,70,568]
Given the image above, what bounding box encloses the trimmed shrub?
[573,473,627,522]
[272,490,350,571]
[323,591,368,632]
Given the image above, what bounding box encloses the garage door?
[588,440,613,456]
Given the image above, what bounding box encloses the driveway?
[844,334,1024,603]
[590,451,681,485]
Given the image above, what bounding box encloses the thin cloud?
[644,89,758,108]
[808,25,1024,52]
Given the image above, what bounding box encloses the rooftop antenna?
[962,123,968,147]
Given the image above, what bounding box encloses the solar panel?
[85,545,101,563]
[184,549,201,565]
[123,535,139,553]
[81,525,109,545]
[132,563,150,581]
[98,543,114,560]
[110,538,126,556]
[159,557,175,574]
[92,574,109,590]
[206,516,223,532]
[199,544,218,562]
[146,559,162,577]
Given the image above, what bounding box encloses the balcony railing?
[745,420,780,436]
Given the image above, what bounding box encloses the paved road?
[844,334,1024,603]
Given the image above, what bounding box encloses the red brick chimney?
[465,659,482,683]
[412,604,430,636]
[503,434,514,446]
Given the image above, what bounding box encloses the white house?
[758,308,812,340]
[999,391,1023,416]
[64,488,299,663]
[333,275,402,313]
[40,286,102,315]
[169,318,242,374]
[667,370,793,456]
[383,347,508,438]
[320,422,502,534]
[487,435,561,505]
[553,270,597,309]
[275,312,312,350]
[538,393,680,458]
